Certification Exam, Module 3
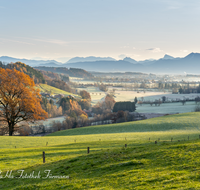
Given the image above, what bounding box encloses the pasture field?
[69,77,94,84]
[77,87,103,93]
[49,112,200,136]
[79,86,200,114]
[76,86,200,114]
[136,101,198,114]
[137,93,200,102]
[113,90,170,102]
[76,87,170,105]
[1,112,200,189]
[36,84,80,98]
[112,90,200,103]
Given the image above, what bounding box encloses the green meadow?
[36,84,80,98]
[1,112,200,189]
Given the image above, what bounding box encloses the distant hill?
[90,71,148,76]
[2,53,200,74]
[0,55,116,67]
[67,56,116,63]
[123,57,137,64]
[162,54,174,60]
[63,60,142,72]
[144,52,200,74]
[0,56,61,67]
[38,62,61,67]
[62,53,200,74]
[0,61,45,83]
[34,67,94,78]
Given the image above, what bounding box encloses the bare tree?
[181,100,186,105]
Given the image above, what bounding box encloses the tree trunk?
[9,123,14,136]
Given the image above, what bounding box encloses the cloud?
[180,50,188,53]
[132,54,140,57]
[118,54,127,59]
[168,6,180,10]
[72,41,102,44]
[120,45,130,49]
[118,54,140,60]
[146,48,163,53]
[22,37,103,46]
[0,38,34,45]
[120,46,136,49]
[164,0,200,13]
[33,38,68,45]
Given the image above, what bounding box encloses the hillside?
[1,138,200,189]
[34,67,94,78]
[0,62,76,94]
[1,112,200,189]
[62,60,141,72]
[48,112,200,136]
[36,84,80,97]
[0,61,45,83]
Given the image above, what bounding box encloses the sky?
[0,0,200,62]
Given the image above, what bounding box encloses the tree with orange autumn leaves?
[0,68,48,136]
[59,96,88,117]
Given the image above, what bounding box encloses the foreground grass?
[1,139,200,189]
[1,112,200,189]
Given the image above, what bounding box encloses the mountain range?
[1,53,200,74]
[0,56,116,67]
[67,56,116,63]
[0,56,61,67]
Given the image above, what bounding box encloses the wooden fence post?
[43,151,45,163]
[155,141,157,144]
[87,147,90,154]
[125,144,127,148]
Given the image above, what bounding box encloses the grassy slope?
[48,112,200,136]
[1,139,200,189]
[36,84,80,97]
[1,112,200,189]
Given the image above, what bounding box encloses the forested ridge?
[34,66,93,78]
[0,61,45,84]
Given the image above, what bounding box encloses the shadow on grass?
[2,140,199,189]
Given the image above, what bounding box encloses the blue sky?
[0,0,200,62]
